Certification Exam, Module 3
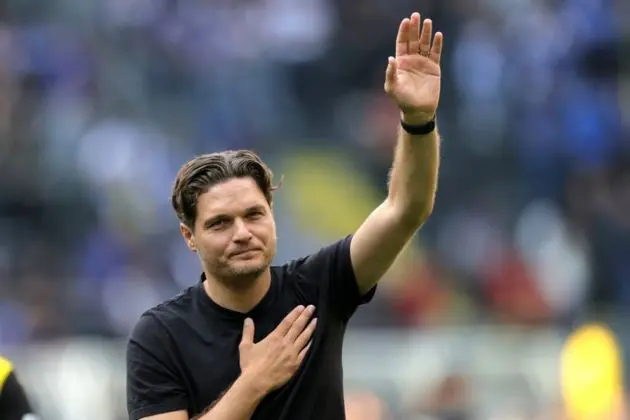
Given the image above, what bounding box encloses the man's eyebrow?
[202,205,267,227]
[245,205,266,212]
[203,214,230,227]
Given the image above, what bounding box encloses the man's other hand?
[239,305,317,393]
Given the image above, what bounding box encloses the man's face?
[181,177,277,286]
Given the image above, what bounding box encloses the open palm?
[384,13,443,123]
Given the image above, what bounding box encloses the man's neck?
[203,270,271,313]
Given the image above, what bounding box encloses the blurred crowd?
[0,0,627,418]
[0,0,627,343]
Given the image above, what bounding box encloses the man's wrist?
[400,114,436,135]
[400,111,435,126]
[238,369,271,400]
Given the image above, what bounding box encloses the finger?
[430,31,444,64]
[383,56,397,94]
[285,305,315,342]
[395,18,410,57]
[298,341,312,363]
[295,318,317,351]
[407,13,421,54]
[419,18,433,55]
[240,318,254,346]
[274,305,305,337]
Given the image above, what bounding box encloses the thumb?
[384,56,397,94]
[241,317,255,346]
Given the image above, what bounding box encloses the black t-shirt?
[0,357,37,420]
[127,235,375,420]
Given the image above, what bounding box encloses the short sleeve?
[127,313,188,419]
[292,235,376,321]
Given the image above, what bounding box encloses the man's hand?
[151,307,317,420]
[384,12,443,125]
[239,305,317,393]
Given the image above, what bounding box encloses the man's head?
[172,150,278,286]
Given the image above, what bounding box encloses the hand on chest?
[190,303,322,410]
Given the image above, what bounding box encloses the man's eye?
[247,212,263,219]
[209,220,226,229]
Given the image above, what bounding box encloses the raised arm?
[351,12,443,295]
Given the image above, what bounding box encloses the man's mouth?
[230,249,261,258]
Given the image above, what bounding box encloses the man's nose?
[232,219,253,242]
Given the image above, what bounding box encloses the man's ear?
[180,223,196,252]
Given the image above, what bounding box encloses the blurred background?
[0,0,628,418]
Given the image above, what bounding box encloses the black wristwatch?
[400,118,436,135]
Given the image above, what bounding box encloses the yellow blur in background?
[561,323,626,420]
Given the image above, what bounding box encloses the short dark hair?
[171,150,276,228]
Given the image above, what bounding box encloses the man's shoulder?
[130,286,198,344]
[275,235,354,276]
[148,285,197,314]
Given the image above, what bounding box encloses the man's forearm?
[387,116,440,224]
[195,372,268,420]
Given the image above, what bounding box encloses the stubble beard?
[222,265,267,289]
[207,236,277,291]
[214,250,274,291]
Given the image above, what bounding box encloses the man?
[127,11,442,420]
[0,356,38,420]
